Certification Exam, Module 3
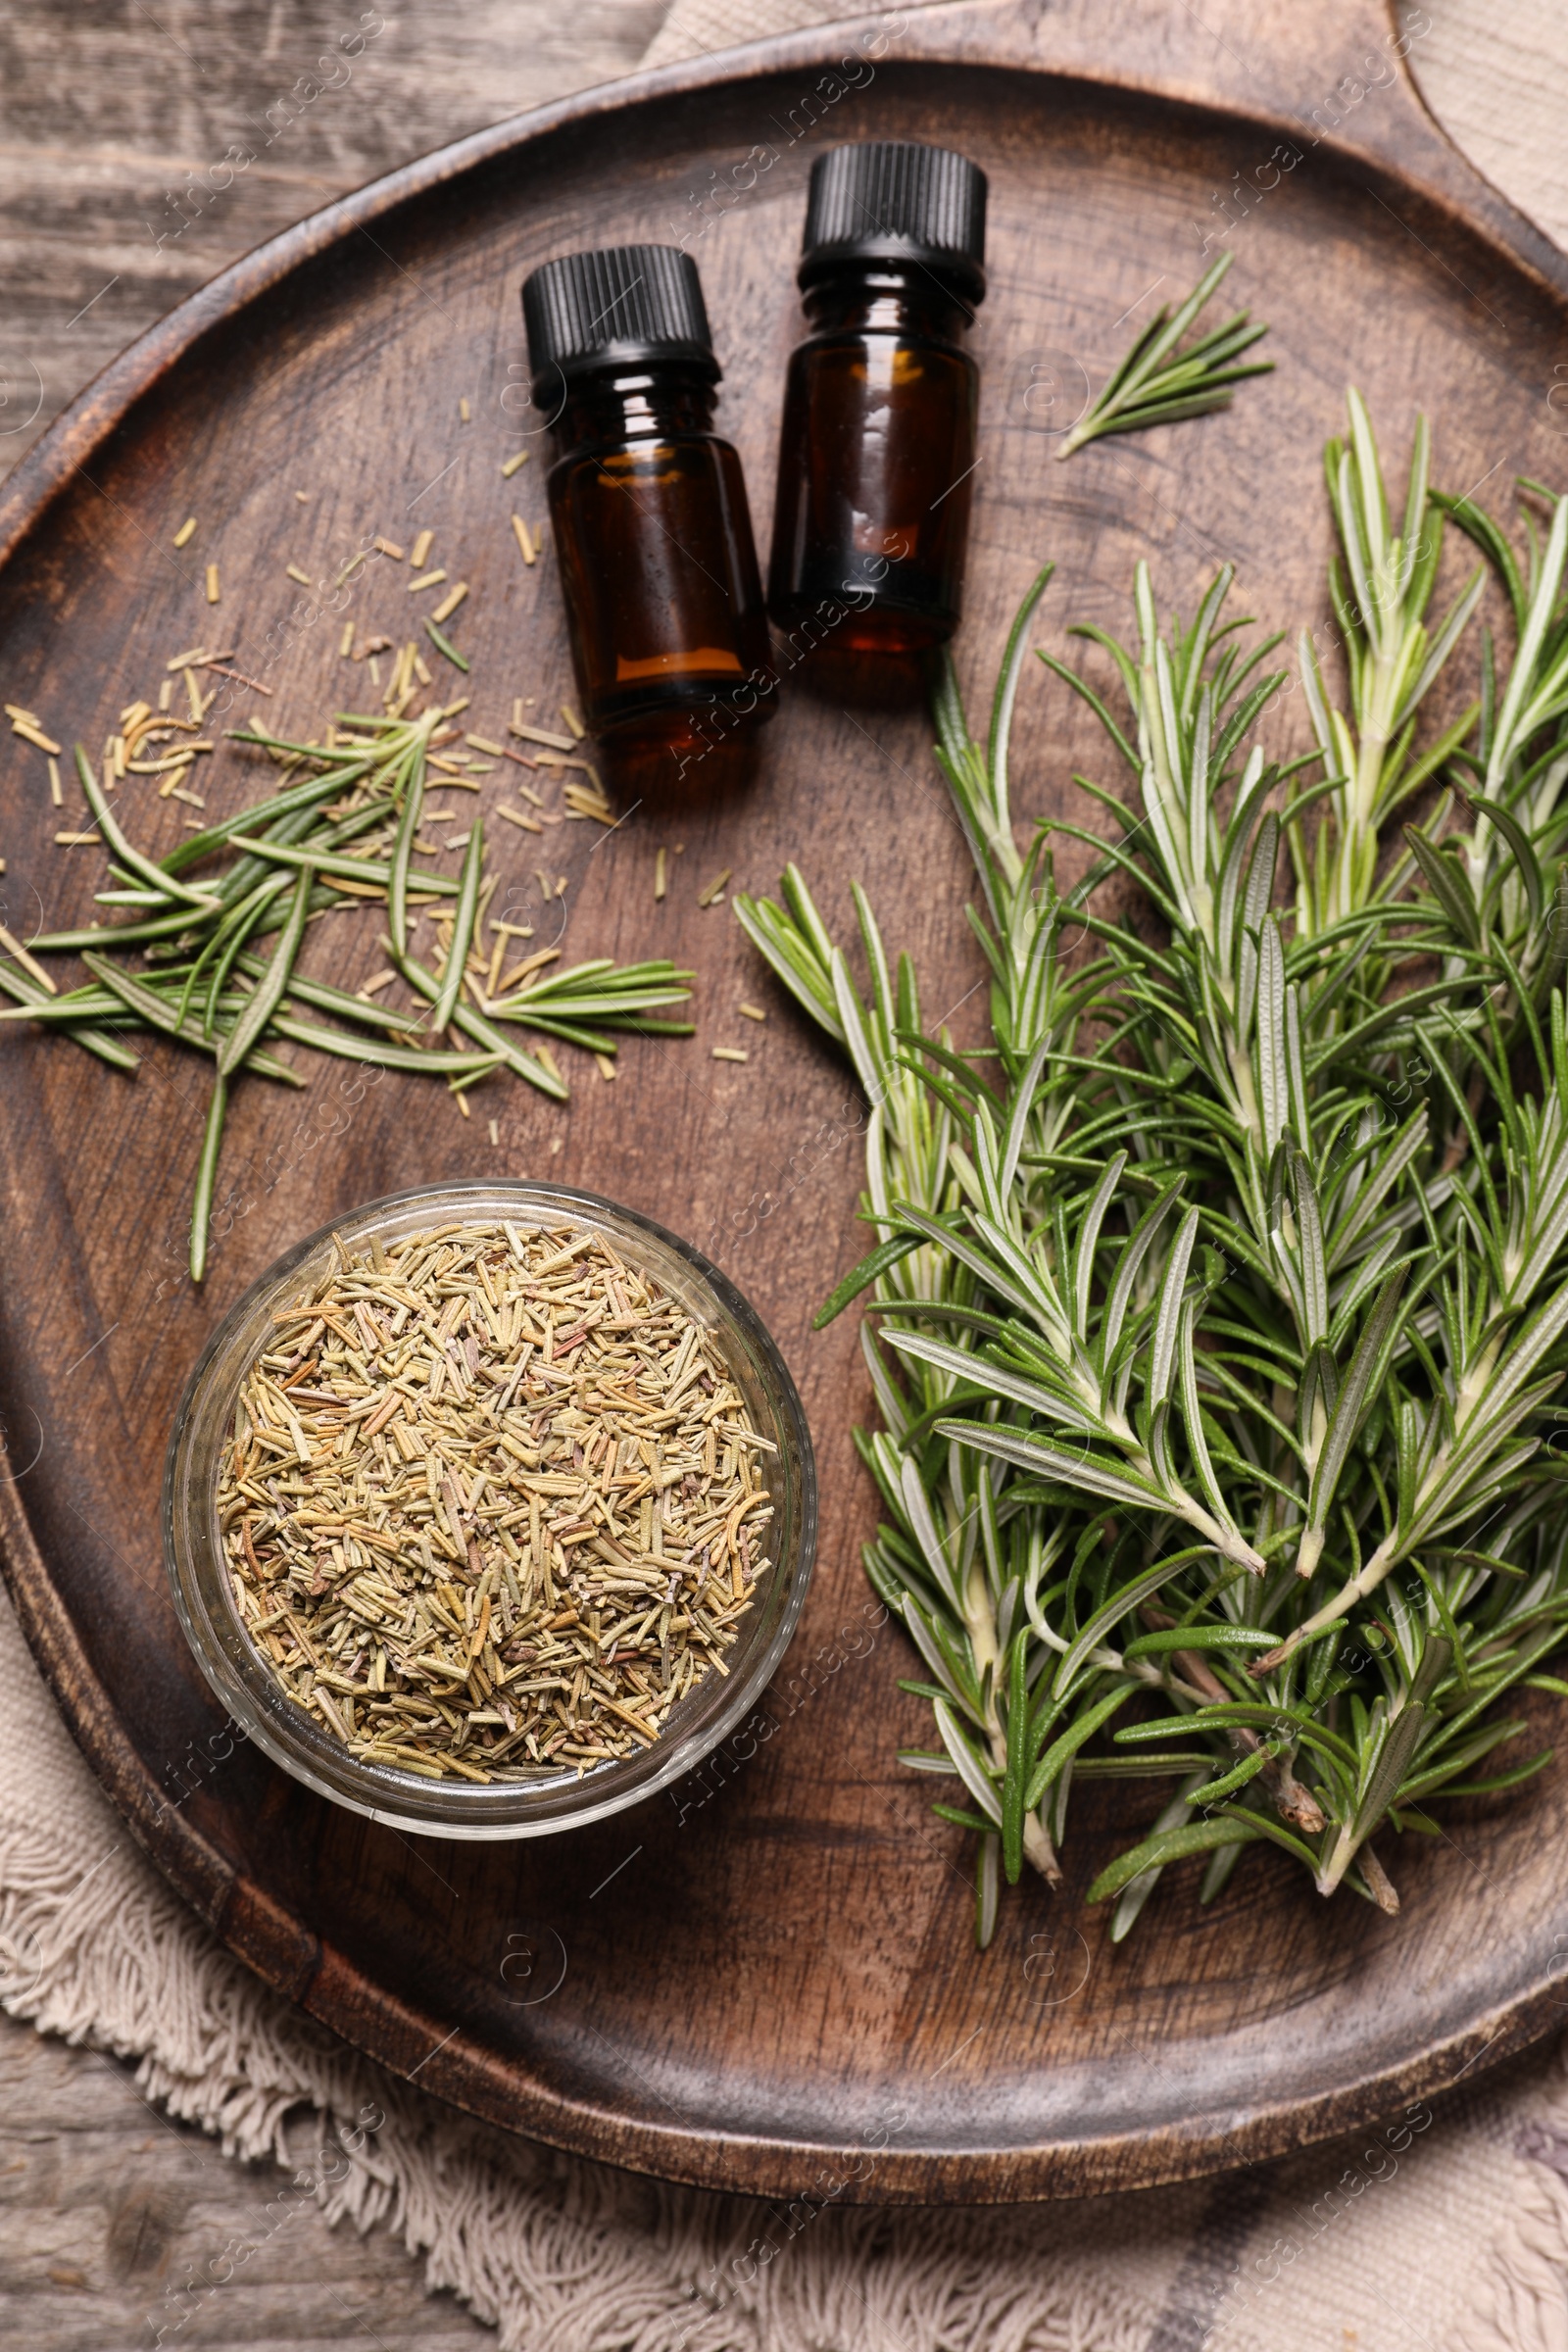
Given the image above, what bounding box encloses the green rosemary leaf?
[812,1235,924,1328]
[217,863,313,1076]
[933,1699,1003,1826]
[424,618,469,670]
[223,834,460,899]
[1403,825,1482,946]
[80,954,306,1085]
[0,961,140,1072]
[1179,1745,1278,1807]
[268,1013,498,1074]
[0,992,126,1023]
[189,1071,227,1283]
[1433,487,1528,634]
[1122,1626,1277,1658]
[1471,793,1544,924]
[488,1011,621,1054]
[72,747,220,913]
[430,821,483,1034]
[936,1420,1164,1511]
[932,1803,999,1837]
[1024,1685,1133,1813]
[386,724,427,955]
[1434,1751,1553,1797]
[1001,1634,1030,1883]
[1087,1815,1266,1905]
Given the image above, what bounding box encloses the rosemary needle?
[231,954,423,1034]
[223,834,460,898]
[386,725,427,954]
[0,991,128,1023]
[28,905,211,955]
[189,1071,227,1282]
[267,1012,500,1074]
[220,861,313,1074]
[424,619,469,671]
[431,820,483,1033]
[80,953,305,1084]
[72,746,219,911]
[0,961,140,1071]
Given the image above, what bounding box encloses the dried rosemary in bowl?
[216,1217,776,1781]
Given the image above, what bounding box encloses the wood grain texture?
[7,0,1568,2214]
[0,0,664,486]
[1406,0,1568,251]
[0,2006,490,2348]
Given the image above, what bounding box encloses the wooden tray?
[4,0,1568,2205]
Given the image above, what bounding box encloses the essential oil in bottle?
[521,244,775,757]
[767,141,987,659]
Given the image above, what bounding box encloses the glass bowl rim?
[163,1178,817,1838]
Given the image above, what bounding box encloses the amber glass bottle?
[768,142,987,659]
[522,245,774,754]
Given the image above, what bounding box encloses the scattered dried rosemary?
[1,562,696,1281]
[217,1218,776,1781]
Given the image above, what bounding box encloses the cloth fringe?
[3,1585,1568,2350]
[0,1587,1197,2351]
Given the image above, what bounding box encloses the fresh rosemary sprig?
[1293,390,1483,937]
[1,707,694,1280]
[1054,252,1272,462]
[1426,476,1568,986]
[740,393,1568,1946]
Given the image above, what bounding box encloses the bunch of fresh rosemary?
[0,709,692,1279]
[738,392,1568,1944]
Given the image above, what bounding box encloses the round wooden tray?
[4,0,1568,2204]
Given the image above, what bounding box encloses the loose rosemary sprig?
[1054,251,1272,462]
[741,393,1568,1946]
[0,707,694,1279]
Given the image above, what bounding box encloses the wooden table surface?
[3,0,1568,2343]
[0,0,662,487]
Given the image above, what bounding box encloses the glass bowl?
[164,1181,816,1838]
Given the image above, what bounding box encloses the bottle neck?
[550,363,718,455]
[798,261,975,344]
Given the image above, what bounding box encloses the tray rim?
[3,0,1568,2203]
